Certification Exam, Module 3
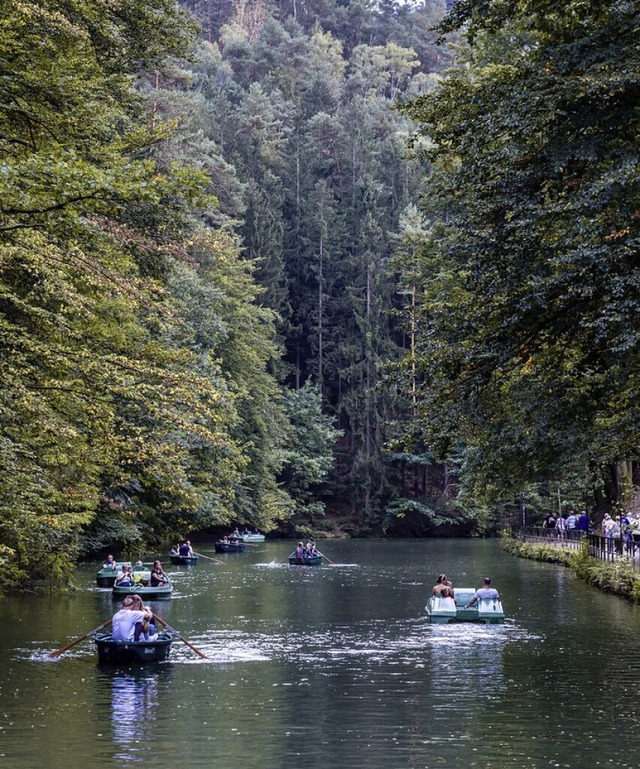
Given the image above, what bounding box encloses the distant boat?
[94,632,173,663]
[112,580,173,600]
[169,553,199,565]
[425,587,505,624]
[96,561,130,588]
[215,540,246,553]
[288,553,323,566]
[239,532,265,542]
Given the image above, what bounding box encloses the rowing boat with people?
[169,553,199,565]
[288,553,323,566]
[215,539,246,553]
[94,632,173,663]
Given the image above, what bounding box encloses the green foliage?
[279,383,342,519]
[398,0,640,507]
[0,1,296,589]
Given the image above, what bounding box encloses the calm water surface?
[2,539,640,769]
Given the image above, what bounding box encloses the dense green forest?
[1,0,639,589]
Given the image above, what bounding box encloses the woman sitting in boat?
[432,574,454,598]
[102,554,117,570]
[295,542,305,560]
[112,596,155,642]
[130,595,157,640]
[115,565,135,586]
[150,561,169,587]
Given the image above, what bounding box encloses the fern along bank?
[501,534,640,604]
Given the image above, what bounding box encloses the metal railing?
[513,526,640,571]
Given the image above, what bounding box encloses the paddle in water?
[49,618,113,658]
[193,551,224,564]
[316,550,336,565]
[151,612,210,660]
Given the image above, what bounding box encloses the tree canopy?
[399,0,640,509]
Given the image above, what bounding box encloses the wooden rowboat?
[169,553,199,565]
[94,632,173,663]
[215,540,246,553]
[288,553,323,566]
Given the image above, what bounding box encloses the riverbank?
[501,532,640,603]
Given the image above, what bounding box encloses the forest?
[1,0,638,589]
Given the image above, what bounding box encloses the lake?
[2,538,640,769]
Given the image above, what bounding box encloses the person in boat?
[133,566,149,587]
[115,565,135,586]
[112,595,154,642]
[102,554,117,570]
[170,544,179,556]
[295,542,305,560]
[179,540,193,557]
[464,577,500,609]
[432,574,454,598]
[130,594,157,641]
[242,527,251,536]
[150,561,169,587]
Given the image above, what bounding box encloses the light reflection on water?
[4,539,640,769]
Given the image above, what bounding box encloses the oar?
[316,550,336,565]
[151,612,210,660]
[49,618,112,658]
[193,551,224,564]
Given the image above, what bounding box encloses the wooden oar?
[193,551,224,564]
[316,550,336,565]
[151,612,210,660]
[49,618,112,658]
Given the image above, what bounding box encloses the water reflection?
[106,669,166,762]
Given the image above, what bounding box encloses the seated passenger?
[464,577,500,608]
[130,595,157,640]
[294,542,305,559]
[150,561,169,587]
[102,554,116,570]
[112,595,154,642]
[115,565,134,586]
[179,540,191,556]
[133,569,149,587]
[432,573,454,598]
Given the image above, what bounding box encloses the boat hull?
[95,633,173,663]
[215,541,246,553]
[288,554,322,566]
[426,588,505,624]
[169,554,199,565]
[112,582,173,599]
[240,534,265,542]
